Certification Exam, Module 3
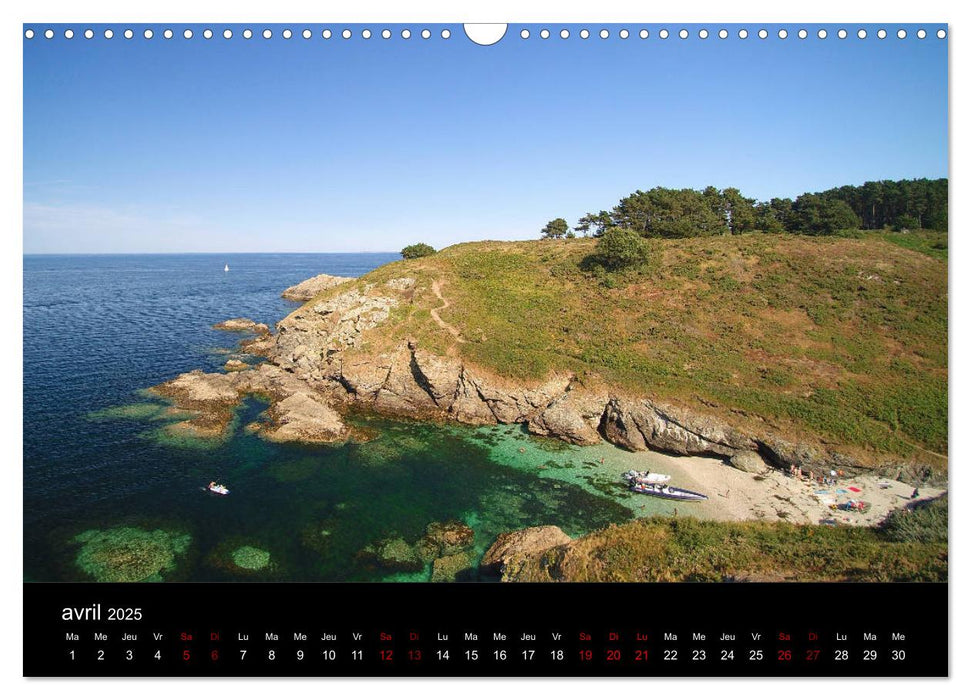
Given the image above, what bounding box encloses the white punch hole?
[464,24,507,46]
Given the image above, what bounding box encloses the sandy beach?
[635,450,945,527]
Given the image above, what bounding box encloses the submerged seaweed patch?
[231,545,272,570]
[72,527,191,582]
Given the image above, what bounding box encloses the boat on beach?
[622,469,671,484]
[630,483,708,501]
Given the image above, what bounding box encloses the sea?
[23,253,688,583]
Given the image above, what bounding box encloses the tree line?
[542,178,947,240]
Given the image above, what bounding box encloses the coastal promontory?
[151,233,947,487]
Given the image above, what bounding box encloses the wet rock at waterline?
[213,317,271,335]
[480,525,572,580]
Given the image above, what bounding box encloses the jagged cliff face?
[149,255,940,487]
[250,275,936,485]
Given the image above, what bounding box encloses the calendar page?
[22,20,948,678]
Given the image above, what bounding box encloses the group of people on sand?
[788,464,844,486]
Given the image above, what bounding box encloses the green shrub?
[401,243,436,259]
[595,227,652,270]
[881,496,948,544]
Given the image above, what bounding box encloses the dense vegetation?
[593,227,653,270]
[552,178,947,239]
[343,232,946,469]
[880,495,948,544]
[503,513,948,583]
[401,243,436,259]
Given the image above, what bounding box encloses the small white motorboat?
[622,469,671,484]
[207,482,230,495]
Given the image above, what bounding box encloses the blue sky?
[23,24,948,253]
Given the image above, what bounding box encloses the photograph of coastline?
[24,24,947,585]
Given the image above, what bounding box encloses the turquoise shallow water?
[24,253,694,583]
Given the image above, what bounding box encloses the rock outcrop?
[282,273,354,301]
[730,450,769,474]
[260,392,348,444]
[600,398,755,456]
[480,526,572,581]
[149,363,348,444]
[213,318,271,335]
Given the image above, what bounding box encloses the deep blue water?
[23,254,639,582]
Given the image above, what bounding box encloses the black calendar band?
[24,582,947,677]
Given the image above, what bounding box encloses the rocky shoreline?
[148,273,941,487]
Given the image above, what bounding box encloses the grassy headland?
[318,231,946,473]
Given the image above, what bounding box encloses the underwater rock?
[358,537,423,572]
[207,539,278,576]
[282,273,355,301]
[72,527,191,583]
[417,520,475,560]
[430,551,474,582]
